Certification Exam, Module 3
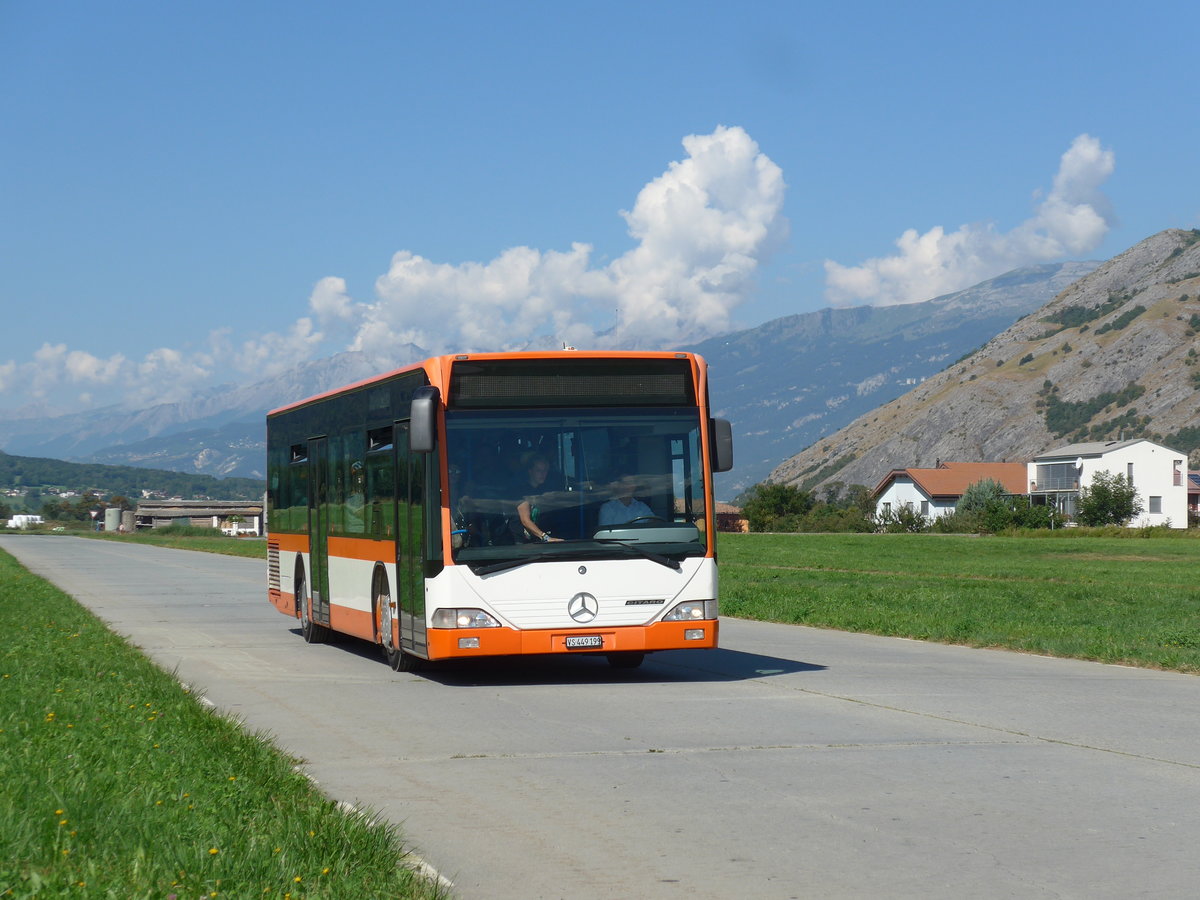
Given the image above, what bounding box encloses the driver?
[598,474,655,527]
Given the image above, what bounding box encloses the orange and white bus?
[266,351,733,670]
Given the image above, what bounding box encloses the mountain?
[766,229,1200,493]
[1,264,1101,489]
[0,449,265,500]
[689,260,1099,496]
[0,348,424,479]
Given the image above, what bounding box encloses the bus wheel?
[297,569,328,644]
[606,652,645,669]
[376,575,420,672]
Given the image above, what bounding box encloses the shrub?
[956,479,1008,514]
[742,483,814,532]
[874,505,929,533]
[1096,305,1146,335]
[1077,471,1143,526]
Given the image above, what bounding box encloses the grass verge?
[0,548,445,899]
[719,532,1200,673]
[82,525,268,559]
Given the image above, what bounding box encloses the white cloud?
[236,318,324,379]
[0,127,787,414]
[824,134,1116,306]
[348,125,788,354]
[64,348,126,384]
[309,276,354,323]
[125,346,215,406]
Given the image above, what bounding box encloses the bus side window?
[366,426,394,538]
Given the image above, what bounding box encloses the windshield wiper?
[471,553,560,576]
[594,538,682,571]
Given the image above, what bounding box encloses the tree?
[955,478,1008,514]
[742,483,814,532]
[1076,470,1143,526]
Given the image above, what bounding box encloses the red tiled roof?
[872,462,1028,499]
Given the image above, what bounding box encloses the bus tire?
[606,652,645,669]
[394,648,424,672]
[297,566,328,644]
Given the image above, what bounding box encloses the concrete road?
[4,535,1200,899]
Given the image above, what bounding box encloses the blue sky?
[2,0,1198,415]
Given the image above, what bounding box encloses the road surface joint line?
[384,739,1024,764]
[786,686,1200,770]
[653,648,1200,770]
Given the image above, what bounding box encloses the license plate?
[565,634,603,649]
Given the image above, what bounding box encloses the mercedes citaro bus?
[266,351,733,670]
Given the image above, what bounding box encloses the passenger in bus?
[514,452,563,542]
[448,464,473,549]
[598,474,656,526]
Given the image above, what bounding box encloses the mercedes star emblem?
[568,592,599,623]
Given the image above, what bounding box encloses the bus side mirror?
[711,418,734,472]
[410,386,441,453]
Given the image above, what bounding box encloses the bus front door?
[394,422,428,657]
[307,436,332,626]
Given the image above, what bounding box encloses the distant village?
[872,438,1200,531]
[4,486,264,536]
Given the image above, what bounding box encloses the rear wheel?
[606,652,645,669]
[297,567,328,644]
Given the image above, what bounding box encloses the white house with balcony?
[1028,439,1187,528]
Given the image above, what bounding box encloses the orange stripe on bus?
[269,532,309,553]
[326,536,397,562]
[329,605,375,642]
[425,619,717,660]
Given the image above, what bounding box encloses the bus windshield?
[445,407,708,569]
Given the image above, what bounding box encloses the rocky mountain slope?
[767,229,1200,493]
[690,261,1098,495]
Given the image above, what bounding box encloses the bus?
[266,351,733,670]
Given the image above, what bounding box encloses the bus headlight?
[662,600,718,621]
[431,608,501,629]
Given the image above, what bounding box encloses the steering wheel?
[626,516,667,525]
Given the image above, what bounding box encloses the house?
[714,502,748,533]
[133,499,264,535]
[872,462,1028,520]
[1028,439,1187,528]
[1189,472,1200,520]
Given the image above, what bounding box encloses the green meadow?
[719,531,1200,672]
[0,547,444,899]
